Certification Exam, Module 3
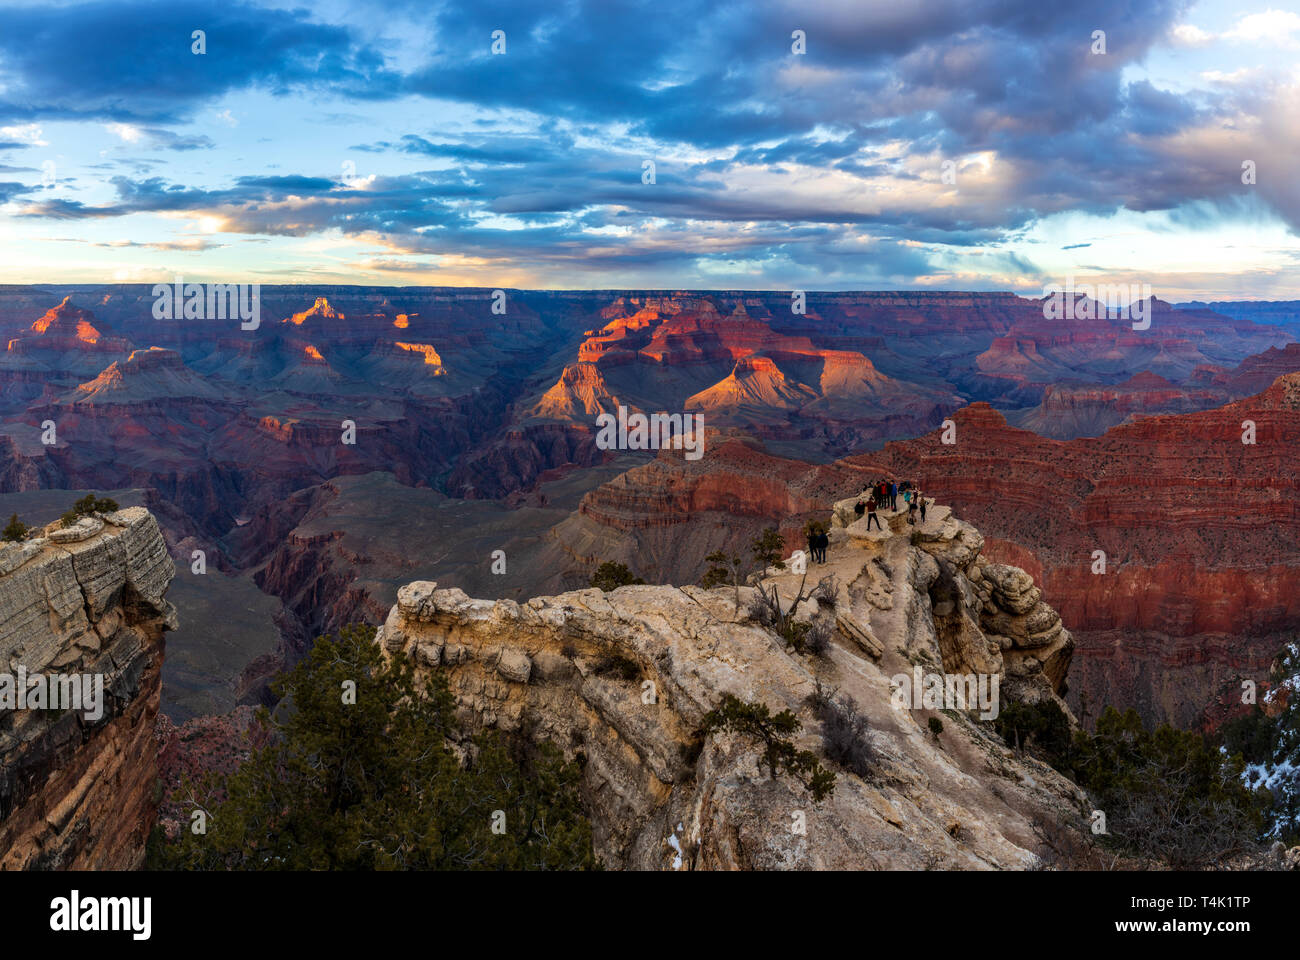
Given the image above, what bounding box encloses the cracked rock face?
[378,499,1083,870]
[0,507,176,869]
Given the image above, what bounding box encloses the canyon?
[0,283,1296,870]
[0,492,1088,869]
[0,285,1292,738]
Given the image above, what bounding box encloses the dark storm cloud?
[0,0,399,123]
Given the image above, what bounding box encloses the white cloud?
[1169,10,1300,50]
[0,123,47,146]
[1225,9,1300,47]
[1200,68,1260,86]
[105,122,143,143]
[1170,23,1213,47]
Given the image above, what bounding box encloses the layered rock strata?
[0,507,175,869]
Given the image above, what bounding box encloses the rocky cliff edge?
[377,495,1084,869]
[0,506,175,869]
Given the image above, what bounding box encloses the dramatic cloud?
[0,0,399,123]
[0,0,1295,292]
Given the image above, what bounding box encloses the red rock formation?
[25,296,132,351]
[515,296,964,481]
[68,347,229,404]
[1215,343,1300,396]
[1010,371,1228,438]
[849,374,1300,727]
[4,297,135,382]
[686,355,817,410]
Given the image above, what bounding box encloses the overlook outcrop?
[376,499,1081,869]
[0,507,176,869]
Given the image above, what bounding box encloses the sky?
[0,0,1297,299]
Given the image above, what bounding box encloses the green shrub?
[59,493,120,528]
[589,561,644,592]
[994,699,1072,767]
[1012,704,1271,870]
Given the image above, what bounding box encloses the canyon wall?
[0,507,175,869]
[853,373,1300,729]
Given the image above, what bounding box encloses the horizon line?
[0,282,1288,305]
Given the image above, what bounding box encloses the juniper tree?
[701,693,836,801]
[750,527,786,571]
[590,561,644,592]
[1,513,27,542]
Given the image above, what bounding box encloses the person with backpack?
[815,528,829,563]
[919,492,927,523]
[866,495,881,530]
[854,499,866,519]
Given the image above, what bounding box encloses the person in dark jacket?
[866,496,881,530]
[919,493,927,522]
[889,481,898,510]
[854,499,866,519]
[815,529,829,563]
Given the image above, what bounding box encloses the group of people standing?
[802,479,931,567]
[853,478,927,530]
